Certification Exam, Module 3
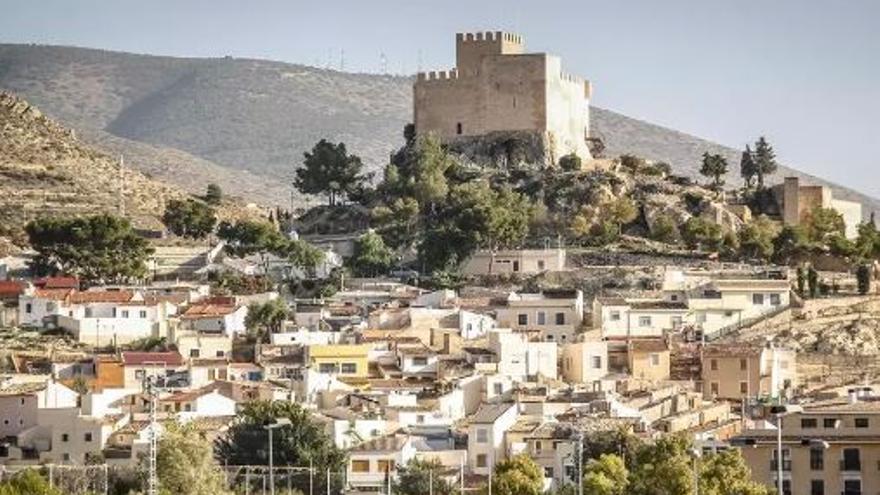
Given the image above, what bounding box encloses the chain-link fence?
[223,466,348,495]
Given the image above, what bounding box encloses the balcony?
[839,459,861,472]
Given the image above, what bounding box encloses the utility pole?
[118,155,125,217]
[146,377,158,495]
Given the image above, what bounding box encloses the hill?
[0,44,875,215]
[0,91,262,244]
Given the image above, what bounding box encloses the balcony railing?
[839,459,861,472]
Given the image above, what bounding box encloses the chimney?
[848,388,859,404]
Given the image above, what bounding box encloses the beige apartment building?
[628,339,671,383]
[560,340,608,385]
[701,343,796,401]
[735,391,880,495]
[495,289,584,343]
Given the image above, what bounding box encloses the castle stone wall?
[414,31,591,164]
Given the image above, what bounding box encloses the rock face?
[445,130,555,169]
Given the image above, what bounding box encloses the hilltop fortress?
[414,31,593,166]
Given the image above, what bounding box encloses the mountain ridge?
[0,43,875,216]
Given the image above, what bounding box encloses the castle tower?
[414,31,592,165]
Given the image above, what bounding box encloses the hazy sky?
[2,0,879,196]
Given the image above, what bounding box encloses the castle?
[413,31,593,164]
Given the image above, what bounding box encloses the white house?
[467,402,519,475]
[396,345,439,378]
[179,299,248,336]
[488,329,558,381]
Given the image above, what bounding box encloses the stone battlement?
[456,31,523,45]
[416,69,460,82]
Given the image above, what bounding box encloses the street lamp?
[264,418,293,495]
[769,405,802,495]
[687,447,701,495]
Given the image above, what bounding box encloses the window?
[318,363,338,373]
[810,480,823,495]
[609,311,621,321]
[770,293,781,306]
[537,312,546,325]
[801,418,818,429]
[710,359,718,371]
[216,350,225,358]
[739,358,748,370]
[517,314,528,326]
[591,356,602,369]
[555,313,565,325]
[671,316,682,329]
[377,460,394,473]
[724,310,734,318]
[752,293,764,305]
[476,454,487,468]
[61,433,69,442]
[739,381,748,395]
[493,383,503,395]
[84,432,93,442]
[638,316,652,327]
[546,335,554,341]
[650,353,660,366]
[416,415,425,424]
[823,418,839,429]
[25,303,32,314]
[537,260,545,271]
[190,349,200,358]
[842,448,860,471]
[476,428,488,443]
[121,310,129,318]
[351,460,369,473]
[139,310,147,318]
[411,357,428,366]
[855,417,869,428]
[84,307,93,318]
[543,466,553,478]
[809,448,823,470]
[456,122,462,135]
[710,382,719,396]
[340,363,357,374]
[135,370,145,380]
[670,294,678,302]
[62,453,70,461]
[111,307,117,317]
[535,440,543,452]
[843,480,861,495]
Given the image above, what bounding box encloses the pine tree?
[753,137,778,188]
[740,145,758,189]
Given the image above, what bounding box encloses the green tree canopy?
[682,217,723,251]
[738,215,779,261]
[740,145,758,189]
[349,230,395,277]
[487,454,543,495]
[699,152,729,190]
[753,137,777,188]
[393,458,454,495]
[162,199,217,239]
[856,220,880,260]
[558,153,582,172]
[157,422,231,495]
[772,225,812,265]
[582,454,629,495]
[804,206,845,244]
[698,449,770,495]
[0,469,61,495]
[216,401,346,494]
[628,436,694,495]
[244,299,289,342]
[205,183,223,205]
[295,139,367,206]
[25,214,153,283]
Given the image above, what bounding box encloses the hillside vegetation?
[0,44,876,214]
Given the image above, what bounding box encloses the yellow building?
[307,344,371,378]
[701,343,796,401]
